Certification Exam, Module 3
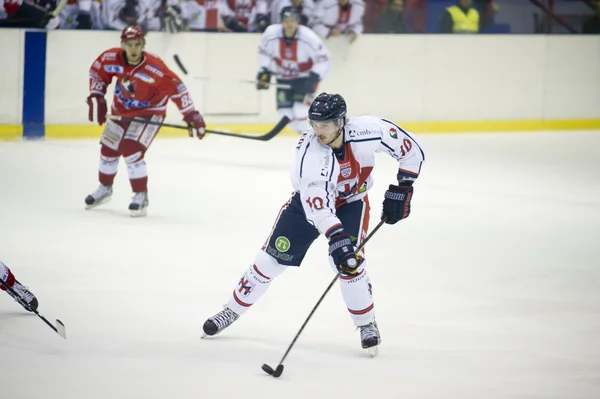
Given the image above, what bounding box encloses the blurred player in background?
[85,25,206,217]
[312,0,365,43]
[256,6,330,135]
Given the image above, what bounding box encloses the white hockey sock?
[125,152,147,180]
[99,154,119,176]
[228,251,286,315]
[338,262,375,326]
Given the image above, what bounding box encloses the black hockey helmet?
[280,6,300,21]
[308,93,347,126]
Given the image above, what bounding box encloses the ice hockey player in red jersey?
[0,259,38,312]
[85,25,206,217]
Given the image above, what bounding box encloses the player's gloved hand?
[328,232,363,275]
[381,182,414,224]
[184,110,206,139]
[256,68,272,90]
[86,93,107,125]
[299,14,309,26]
[256,14,269,32]
[163,5,184,33]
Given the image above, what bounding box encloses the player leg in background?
[202,193,320,337]
[85,119,123,209]
[119,115,163,217]
[275,84,309,135]
[0,260,38,312]
[332,195,381,354]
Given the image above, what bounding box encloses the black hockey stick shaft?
[109,115,290,141]
[0,279,66,339]
[275,218,387,367]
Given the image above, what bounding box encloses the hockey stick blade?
[0,279,67,339]
[109,115,290,142]
[260,218,387,378]
[262,364,284,378]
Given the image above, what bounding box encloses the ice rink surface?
[1,130,599,399]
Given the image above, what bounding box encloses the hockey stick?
[262,217,388,378]
[0,279,67,340]
[172,54,292,89]
[109,115,290,142]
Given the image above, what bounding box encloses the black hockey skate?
[5,280,38,312]
[359,321,381,357]
[202,306,240,338]
[129,191,149,217]
[85,184,113,209]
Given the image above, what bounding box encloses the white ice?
[0,131,599,399]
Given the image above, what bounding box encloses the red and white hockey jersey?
[258,23,330,81]
[291,115,425,234]
[89,48,197,118]
[312,0,365,38]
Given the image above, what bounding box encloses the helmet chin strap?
[326,119,344,146]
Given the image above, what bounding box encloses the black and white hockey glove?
[328,232,363,275]
[256,13,269,33]
[381,182,414,225]
[256,68,272,90]
[163,5,184,33]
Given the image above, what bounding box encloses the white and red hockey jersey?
[223,0,266,31]
[179,0,228,31]
[312,0,365,38]
[258,23,330,81]
[291,115,425,234]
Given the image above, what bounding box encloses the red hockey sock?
[0,269,16,290]
[130,176,148,193]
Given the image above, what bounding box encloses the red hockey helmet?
[121,25,145,42]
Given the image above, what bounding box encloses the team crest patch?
[341,168,352,178]
[389,128,398,139]
[275,236,291,252]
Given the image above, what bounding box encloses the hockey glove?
[256,68,272,90]
[163,5,184,33]
[87,93,107,125]
[184,110,206,139]
[256,14,269,33]
[328,232,363,275]
[381,182,414,224]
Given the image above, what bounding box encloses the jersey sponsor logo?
[145,64,164,77]
[176,83,186,92]
[104,65,124,74]
[389,128,398,139]
[320,154,331,177]
[102,52,117,61]
[134,72,155,84]
[341,167,352,178]
[266,245,294,262]
[92,60,102,70]
[114,85,150,109]
[274,236,291,252]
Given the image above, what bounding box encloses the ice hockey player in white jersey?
[202,93,425,356]
[256,6,330,135]
[1,259,38,312]
[312,0,365,43]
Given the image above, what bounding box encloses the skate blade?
[367,345,379,358]
[129,207,148,218]
[85,196,111,210]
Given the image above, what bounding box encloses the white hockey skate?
[359,321,381,357]
[202,306,240,338]
[85,184,113,209]
[129,191,149,217]
[5,280,39,312]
